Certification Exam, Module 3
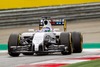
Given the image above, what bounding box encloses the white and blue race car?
[8,17,83,57]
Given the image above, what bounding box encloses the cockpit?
[39,17,53,32]
[41,27,51,32]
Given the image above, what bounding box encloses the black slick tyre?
[8,33,20,57]
[71,32,83,53]
[60,32,72,55]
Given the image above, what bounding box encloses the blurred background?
[0,0,100,44]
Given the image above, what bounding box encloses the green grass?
[62,59,100,67]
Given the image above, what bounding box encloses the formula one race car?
[8,17,83,57]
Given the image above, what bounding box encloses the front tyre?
[71,32,83,53]
[60,32,72,55]
[8,34,20,57]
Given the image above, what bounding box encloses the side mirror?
[28,29,34,32]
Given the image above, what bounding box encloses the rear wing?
[39,19,67,32]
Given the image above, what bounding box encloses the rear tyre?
[71,32,83,53]
[8,34,20,57]
[60,32,72,55]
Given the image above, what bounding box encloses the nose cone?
[33,39,43,51]
[32,33,45,51]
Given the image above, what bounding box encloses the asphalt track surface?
[0,49,99,67]
[0,19,100,67]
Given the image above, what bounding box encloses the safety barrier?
[0,3,100,28]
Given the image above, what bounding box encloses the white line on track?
[0,50,7,54]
